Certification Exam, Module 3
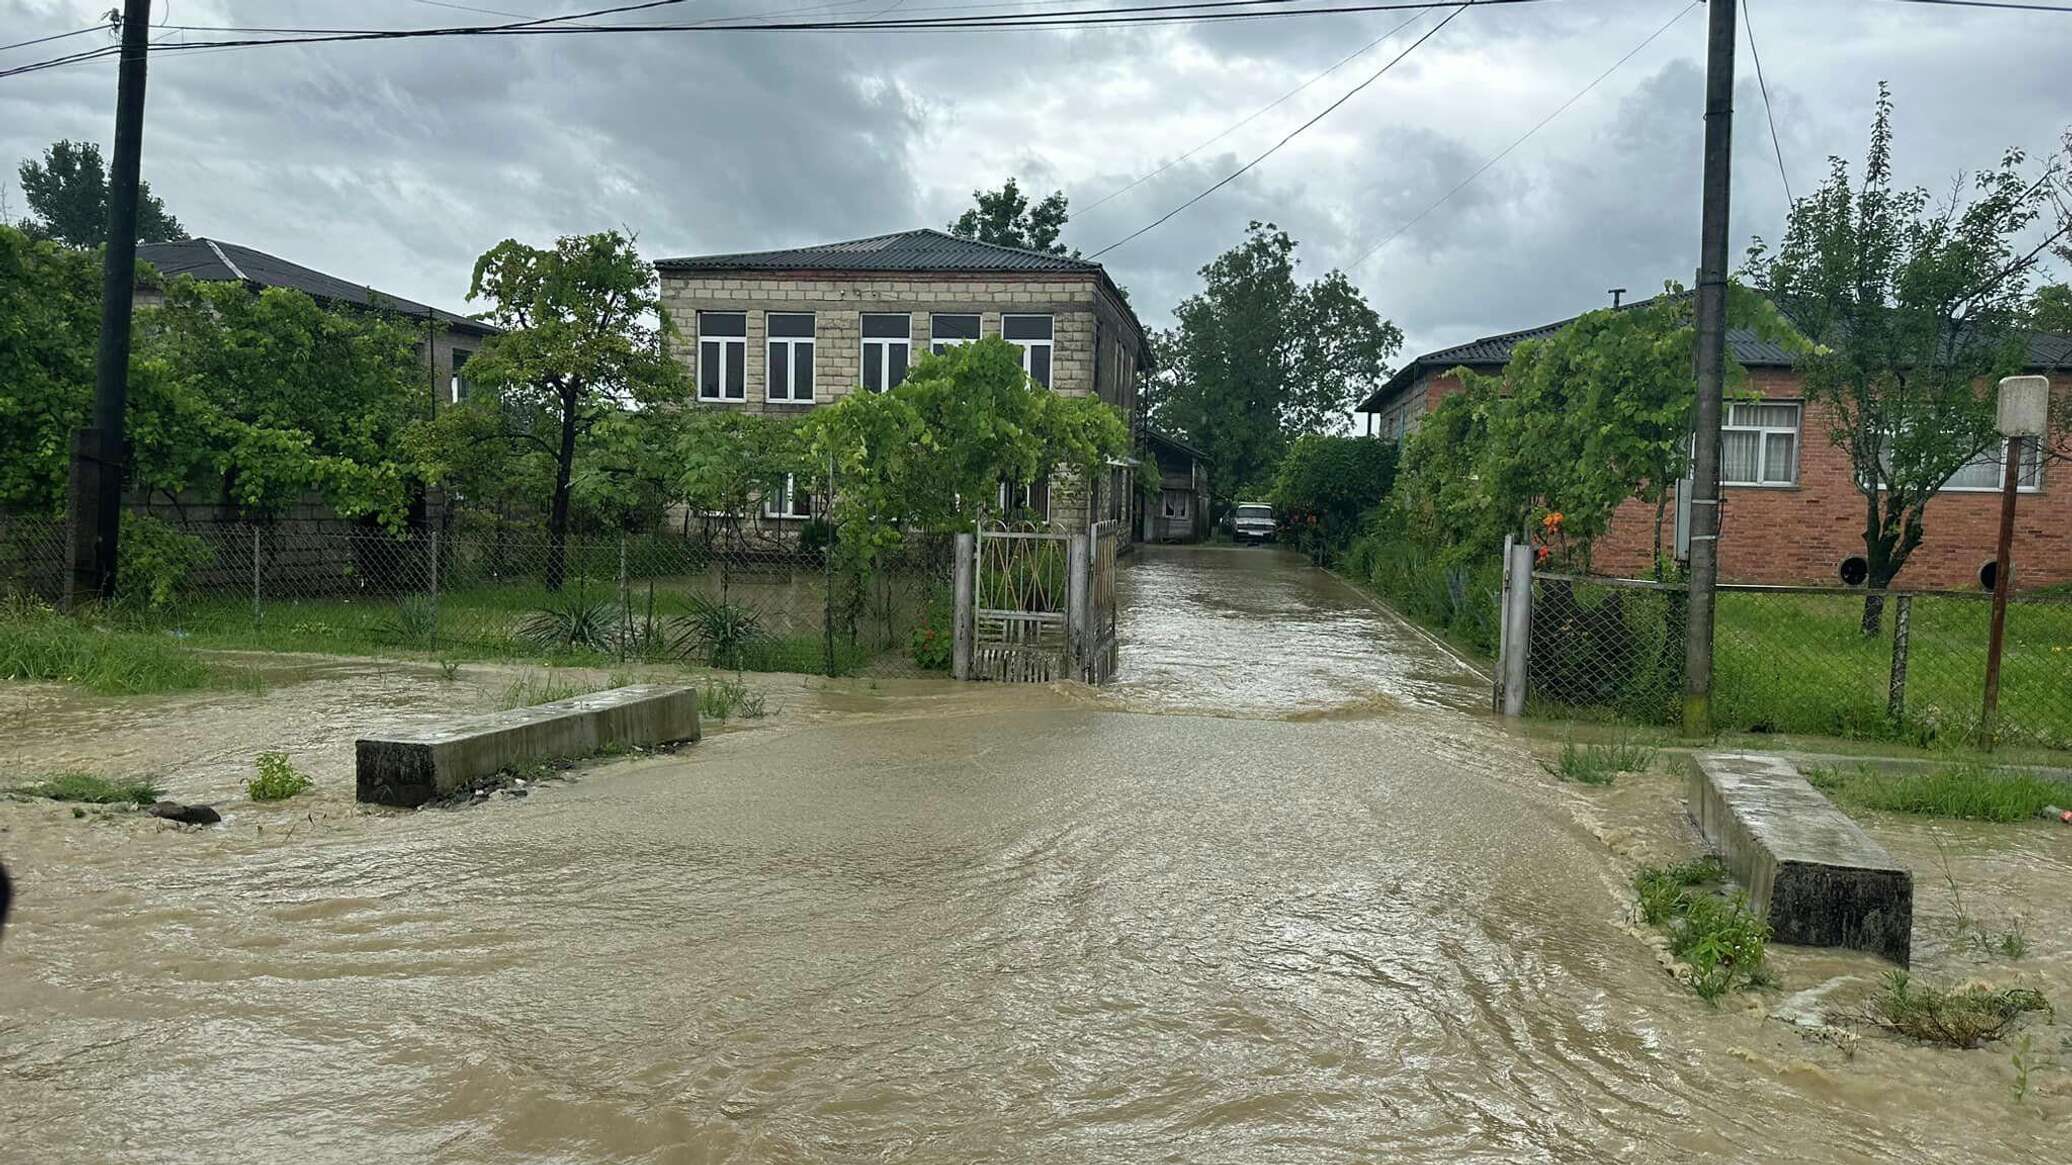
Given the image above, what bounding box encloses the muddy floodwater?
[2,546,2067,1162]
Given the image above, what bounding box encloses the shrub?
[909,583,952,671]
[115,513,213,610]
[516,594,617,653]
[247,752,314,801]
[1870,971,2049,1048]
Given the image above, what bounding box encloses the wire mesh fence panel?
[1527,570,2072,751]
[0,516,68,604]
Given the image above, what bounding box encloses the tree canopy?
[16,139,184,248]
[1269,434,1398,561]
[1148,222,1401,502]
[948,178,1072,255]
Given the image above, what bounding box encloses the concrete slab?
[1689,752,1913,965]
[356,684,699,807]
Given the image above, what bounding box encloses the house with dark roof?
[655,228,1147,531]
[135,237,497,415]
[1356,299,2072,590]
[1142,429,1210,543]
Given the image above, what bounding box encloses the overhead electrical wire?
[1341,0,1697,274]
[1088,1,1476,258]
[1741,0,1791,204]
[0,23,113,55]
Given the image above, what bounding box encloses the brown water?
[2,548,2066,1162]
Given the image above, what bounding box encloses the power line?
[1088,2,1478,258]
[1884,0,2072,11]
[0,23,112,54]
[1742,0,1790,203]
[1341,0,1697,274]
[1076,8,1430,213]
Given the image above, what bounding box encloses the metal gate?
[1084,519,1121,683]
[972,520,1072,681]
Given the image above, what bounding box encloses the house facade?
[1142,429,1210,543]
[134,237,495,417]
[654,229,1147,532]
[1357,307,2072,590]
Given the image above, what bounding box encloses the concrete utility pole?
[65,0,154,607]
[1682,0,1736,737]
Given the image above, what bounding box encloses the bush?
[1270,435,1398,561]
[246,751,314,801]
[1345,512,1502,660]
[676,595,767,669]
[1870,971,2049,1048]
[516,594,617,653]
[909,584,952,670]
[116,513,213,609]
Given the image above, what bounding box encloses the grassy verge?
[1804,762,2072,823]
[495,669,634,710]
[699,676,767,720]
[1543,729,1655,785]
[7,771,163,805]
[1632,856,1773,1002]
[1869,970,2049,1048]
[1,602,222,694]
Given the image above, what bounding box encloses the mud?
[1,547,2066,1162]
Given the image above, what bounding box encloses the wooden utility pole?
[1981,374,2049,749]
[1682,0,1736,737]
[64,0,153,607]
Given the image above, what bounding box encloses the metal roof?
[136,237,495,335]
[1143,428,1208,464]
[656,227,1106,274]
[1357,294,2072,413]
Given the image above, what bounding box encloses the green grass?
[1631,856,1772,1002]
[8,770,163,805]
[246,751,313,802]
[1543,729,1655,785]
[1805,762,2072,823]
[1869,970,2049,1048]
[0,602,219,694]
[699,676,767,721]
[495,669,634,711]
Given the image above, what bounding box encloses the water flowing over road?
[1,547,2062,1162]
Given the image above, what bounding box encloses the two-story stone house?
[654,229,1146,531]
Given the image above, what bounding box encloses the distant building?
[654,228,1147,533]
[1142,429,1210,543]
[1356,301,2072,589]
[135,237,496,416]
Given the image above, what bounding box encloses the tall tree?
[948,178,1072,254]
[457,231,687,590]
[17,139,184,247]
[1744,87,2060,630]
[1150,222,1401,500]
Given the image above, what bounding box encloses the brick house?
[135,237,495,416]
[1356,305,2072,590]
[653,229,1147,531]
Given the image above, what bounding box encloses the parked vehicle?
[1232,502,1277,545]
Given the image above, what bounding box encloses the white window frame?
[1936,438,2044,493]
[860,313,911,393]
[1003,314,1054,388]
[930,312,981,355]
[761,474,814,520]
[765,312,816,404]
[1162,489,1190,520]
[996,477,1051,520]
[698,312,747,402]
[1720,401,1800,487]
[449,349,471,405]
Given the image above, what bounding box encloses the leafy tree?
[1269,434,1397,561]
[457,231,687,589]
[1743,87,2060,629]
[948,178,1072,255]
[2032,284,2072,335]
[1150,222,1401,501]
[0,225,101,512]
[673,408,803,530]
[17,139,184,247]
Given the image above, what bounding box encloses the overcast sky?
[4,0,2069,368]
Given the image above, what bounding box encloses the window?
[1162,489,1190,520]
[1003,314,1053,388]
[698,312,747,401]
[996,476,1051,519]
[1939,439,2044,492]
[761,474,814,519]
[1721,401,1799,485]
[766,312,815,403]
[861,313,910,392]
[931,313,981,355]
[449,349,471,404]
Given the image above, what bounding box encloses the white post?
[1502,539,1535,719]
[952,532,975,681]
[1067,533,1091,681]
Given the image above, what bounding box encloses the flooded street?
[3,549,2067,1162]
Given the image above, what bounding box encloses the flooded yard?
[2,549,2066,1162]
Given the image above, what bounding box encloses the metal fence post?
[1067,532,1091,681]
[1886,593,1911,725]
[428,523,441,651]
[1496,533,1513,712]
[952,531,975,681]
[250,524,261,625]
[823,452,838,678]
[1501,539,1534,719]
[617,533,629,662]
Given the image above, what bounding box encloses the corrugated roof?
[1357,294,2072,413]
[136,238,495,335]
[656,227,1105,274]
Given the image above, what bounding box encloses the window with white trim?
[931,313,980,355]
[861,313,910,392]
[996,476,1050,519]
[1003,314,1053,388]
[1937,439,2044,492]
[449,349,471,404]
[761,474,814,519]
[766,312,815,403]
[698,312,746,401]
[1720,401,1800,486]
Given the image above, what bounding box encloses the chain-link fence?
[1524,571,2072,751]
[0,513,953,679]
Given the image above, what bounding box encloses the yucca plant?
[675,595,767,669]
[516,594,617,653]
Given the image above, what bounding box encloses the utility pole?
[1981,375,2050,750]
[1681,0,1736,738]
[64,0,153,607]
